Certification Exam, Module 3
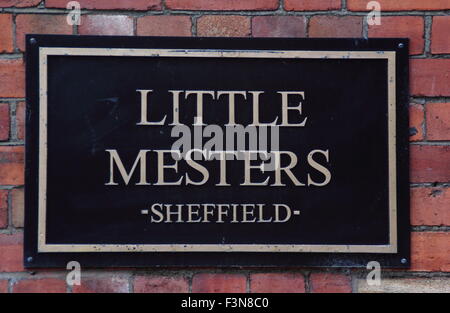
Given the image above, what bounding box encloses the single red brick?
[411,59,450,96]
[46,0,161,10]
[252,16,306,37]
[11,188,24,228]
[250,273,305,293]
[410,145,450,183]
[0,14,13,53]
[16,14,72,51]
[0,280,8,293]
[310,273,352,293]
[431,16,450,54]
[427,102,450,141]
[0,146,24,186]
[0,59,24,98]
[0,190,7,228]
[137,16,192,36]
[134,275,189,293]
[0,0,41,8]
[192,273,246,293]
[166,0,278,11]
[368,16,424,55]
[0,103,10,141]
[411,232,450,272]
[16,102,25,141]
[0,233,24,272]
[13,278,66,293]
[197,15,251,37]
[348,0,450,11]
[78,15,134,36]
[285,0,341,11]
[411,187,450,226]
[73,275,129,293]
[409,103,424,141]
[309,16,363,37]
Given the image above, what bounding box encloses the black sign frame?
[25,35,410,268]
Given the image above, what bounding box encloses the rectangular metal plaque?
[25,35,410,267]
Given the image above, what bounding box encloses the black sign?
[25,35,410,268]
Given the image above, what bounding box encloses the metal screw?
[400,258,407,264]
[29,38,36,45]
[27,256,33,263]
[398,43,404,48]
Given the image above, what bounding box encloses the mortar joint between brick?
[410,142,450,147]
[187,272,193,293]
[424,54,450,58]
[342,0,348,12]
[424,16,433,57]
[0,53,23,60]
[278,0,284,12]
[191,15,199,36]
[410,99,426,106]
[128,271,135,293]
[302,271,310,293]
[411,96,450,102]
[67,282,73,293]
[0,186,15,191]
[423,101,428,140]
[72,20,77,35]
[3,8,450,16]
[3,188,17,232]
[412,226,450,232]
[9,13,17,54]
[7,278,12,293]
[352,270,450,279]
[5,188,11,229]
[350,274,358,293]
[9,101,18,142]
[410,182,450,188]
[305,15,310,38]
[245,272,251,293]
[0,228,23,235]
[0,141,25,146]
[160,0,172,18]
[0,98,25,101]
[362,12,368,38]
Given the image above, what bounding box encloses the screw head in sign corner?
[29,37,37,45]
[400,258,407,264]
[398,42,404,48]
[27,256,33,263]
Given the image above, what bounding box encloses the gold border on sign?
[38,47,397,253]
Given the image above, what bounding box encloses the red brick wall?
[0,0,449,293]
